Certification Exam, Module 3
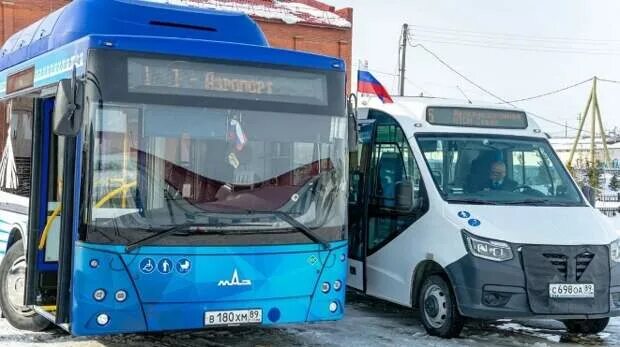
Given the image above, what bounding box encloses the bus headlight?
[463,231,513,262]
[611,239,620,263]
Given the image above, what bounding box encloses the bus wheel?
[0,240,50,331]
[418,275,464,338]
[562,318,609,334]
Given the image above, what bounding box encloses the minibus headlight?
[611,239,620,263]
[463,231,513,262]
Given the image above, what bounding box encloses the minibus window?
[366,111,429,252]
[416,134,584,206]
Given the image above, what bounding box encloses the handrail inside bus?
[37,181,137,250]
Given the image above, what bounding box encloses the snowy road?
[1,293,619,347]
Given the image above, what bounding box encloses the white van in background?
[347,97,620,338]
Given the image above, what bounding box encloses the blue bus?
[0,0,348,335]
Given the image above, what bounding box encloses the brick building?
[0,0,353,89]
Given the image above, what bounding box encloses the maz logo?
[218,269,252,287]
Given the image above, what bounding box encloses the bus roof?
[359,96,544,136]
[0,0,275,71]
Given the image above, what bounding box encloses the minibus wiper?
[446,198,498,205]
[502,199,575,206]
[244,210,330,250]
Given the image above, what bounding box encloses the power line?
[502,77,593,103]
[409,42,589,132]
[599,78,620,85]
[410,24,620,44]
[411,36,620,56]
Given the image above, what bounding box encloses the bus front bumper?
[445,250,620,320]
[69,241,347,336]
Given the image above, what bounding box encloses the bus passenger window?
[0,98,34,197]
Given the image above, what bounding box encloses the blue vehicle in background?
[0,0,348,335]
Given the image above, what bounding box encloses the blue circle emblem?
[176,258,192,274]
[457,211,471,219]
[139,258,156,274]
[468,218,481,227]
[158,258,173,274]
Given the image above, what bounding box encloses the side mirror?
[580,184,597,206]
[395,181,413,211]
[347,94,358,151]
[349,171,363,204]
[53,77,83,137]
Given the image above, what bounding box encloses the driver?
[482,161,518,191]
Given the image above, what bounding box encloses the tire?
[562,318,609,334]
[418,274,464,338]
[0,240,50,331]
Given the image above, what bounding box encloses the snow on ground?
[1,293,619,347]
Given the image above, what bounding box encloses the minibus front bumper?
[446,246,620,320]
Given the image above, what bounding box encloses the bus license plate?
[549,283,594,298]
[204,309,262,326]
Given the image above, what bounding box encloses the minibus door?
[347,120,375,291]
[25,96,79,325]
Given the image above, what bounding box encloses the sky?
[327,0,620,137]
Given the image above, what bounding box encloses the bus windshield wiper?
[244,210,330,250]
[125,223,208,253]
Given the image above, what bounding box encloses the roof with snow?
[146,0,352,28]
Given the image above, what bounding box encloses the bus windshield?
[87,102,346,245]
[416,134,584,206]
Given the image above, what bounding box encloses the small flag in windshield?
[229,119,248,151]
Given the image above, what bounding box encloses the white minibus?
[347,97,620,338]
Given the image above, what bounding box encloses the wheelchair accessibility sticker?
[140,258,156,274]
[457,211,471,219]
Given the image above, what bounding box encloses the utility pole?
[398,23,409,97]
[567,76,611,169]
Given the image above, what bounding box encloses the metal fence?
[597,192,620,217]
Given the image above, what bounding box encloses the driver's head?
[489,161,507,183]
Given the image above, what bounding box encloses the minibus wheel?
[418,275,464,338]
[0,240,50,331]
[562,318,609,334]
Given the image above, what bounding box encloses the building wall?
[0,0,70,43]
[258,16,353,92]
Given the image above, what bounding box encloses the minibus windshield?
[416,134,585,206]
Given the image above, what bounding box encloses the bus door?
[347,119,375,290]
[348,110,428,296]
[25,96,79,325]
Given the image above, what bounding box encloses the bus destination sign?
[426,107,528,129]
[128,57,328,106]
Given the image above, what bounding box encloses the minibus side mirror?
[349,171,363,205]
[347,94,358,151]
[395,181,413,211]
[580,184,597,206]
[54,77,84,137]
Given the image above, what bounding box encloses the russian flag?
[357,70,394,104]
[229,119,248,151]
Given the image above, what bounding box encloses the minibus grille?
[575,252,595,281]
[542,253,568,281]
[521,245,609,314]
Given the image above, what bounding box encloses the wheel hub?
[424,296,439,317]
[423,284,448,329]
[5,255,30,313]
